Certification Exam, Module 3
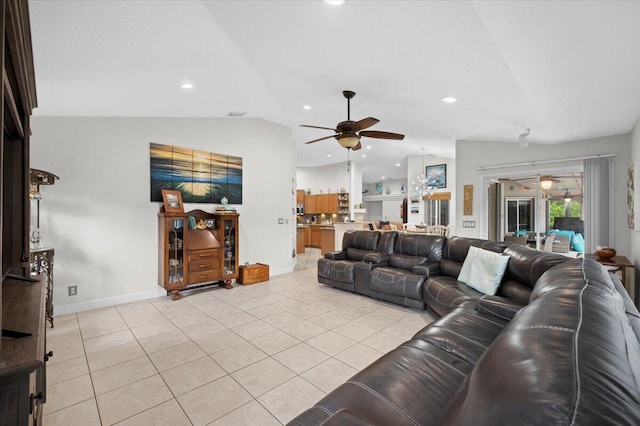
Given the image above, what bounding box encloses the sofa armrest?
[412,262,440,277]
[325,250,347,260]
[477,295,526,321]
[362,252,389,265]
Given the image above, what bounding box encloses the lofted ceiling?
[29,1,640,183]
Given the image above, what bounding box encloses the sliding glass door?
[505,198,535,233]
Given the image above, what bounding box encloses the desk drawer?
[188,269,221,285]
[188,259,219,272]
[188,249,220,263]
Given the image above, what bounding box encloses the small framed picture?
[161,189,184,213]
[426,164,447,188]
[205,219,215,228]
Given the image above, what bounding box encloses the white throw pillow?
[457,245,478,285]
[457,246,510,295]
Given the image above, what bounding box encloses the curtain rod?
[476,153,614,171]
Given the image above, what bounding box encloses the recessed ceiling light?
[181,82,194,89]
[325,0,344,5]
[227,111,248,117]
[396,163,401,167]
[361,154,367,158]
[326,153,332,157]
[441,96,457,103]
[381,176,386,179]
[303,105,311,110]
[366,145,372,150]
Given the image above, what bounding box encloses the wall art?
[426,164,446,189]
[150,143,243,204]
[628,162,639,230]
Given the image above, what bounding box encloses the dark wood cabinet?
[158,209,239,299]
[1,1,45,424]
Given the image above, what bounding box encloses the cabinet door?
[328,194,339,213]
[296,190,306,204]
[311,227,320,247]
[159,216,186,290]
[317,194,329,213]
[305,227,311,246]
[217,214,239,278]
[306,195,316,214]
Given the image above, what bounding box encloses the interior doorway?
[486,170,584,246]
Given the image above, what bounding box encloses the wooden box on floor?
[238,263,269,285]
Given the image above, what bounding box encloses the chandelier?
[411,148,435,199]
[411,174,435,199]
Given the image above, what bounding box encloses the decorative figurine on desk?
[221,196,228,207]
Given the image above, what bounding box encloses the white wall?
[456,135,631,256]
[31,117,296,314]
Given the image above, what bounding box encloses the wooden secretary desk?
[158,208,239,300]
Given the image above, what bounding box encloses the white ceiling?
[29,1,640,183]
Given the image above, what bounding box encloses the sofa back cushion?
[496,244,570,303]
[394,233,445,258]
[388,234,445,271]
[441,258,640,425]
[439,237,509,278]
[342,230,380,252]
[377,231,398,255]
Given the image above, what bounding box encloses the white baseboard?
[54,266,297,316]
[54,288,167,316]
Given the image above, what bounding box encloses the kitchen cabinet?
[317,194,329,213]
[320,228,335,255]
[306,195,317,214]
[305,226,312,246]
[296,189,306,205]
[303,193,349,215]
[296,227,306,254]
[310,226,321,248]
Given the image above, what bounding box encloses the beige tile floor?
[44,253,434,425]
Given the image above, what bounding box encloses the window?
[425,199,449,226]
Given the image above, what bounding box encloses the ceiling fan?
[300,90,405,151]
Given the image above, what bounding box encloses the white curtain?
[583,157,614,252]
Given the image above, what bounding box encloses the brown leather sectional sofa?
[292,230,640,425]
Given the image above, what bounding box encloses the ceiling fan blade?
[305,135,338,144]
[300,124,337,131]
[351,141,362,151]
[353,117,379,131]
[360,130,405,140]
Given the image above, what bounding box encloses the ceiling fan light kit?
[540,176,554,190]
[300,90,405,151]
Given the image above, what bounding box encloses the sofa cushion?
[422,275,483,317]
[442,237,509,265]
[389,253,427,270]
[342,230,380,251]
[413,302,509,365]
[394,233,446,259]
[369,267,425,301]
[502,244,569,290]
[457,246,510,296]
[318,258,355,284]
[346,247,374,261]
